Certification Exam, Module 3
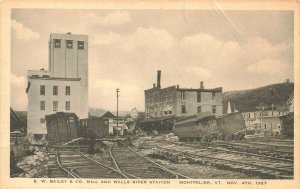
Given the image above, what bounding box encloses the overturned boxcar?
[173,112,246,141]
[45,112,79,145]
[173,112,219,141]
[216,113,246,137]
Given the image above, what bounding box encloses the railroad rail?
[174,141,294,162]
[48,147,127,178]
[149,142,293,179]
[245,138,294,145]
[109,142,190,179]
[209,141,293,160]
[149,139,293,161]
[48,143,190,179]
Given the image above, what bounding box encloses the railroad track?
[48,148,127,178]
[152,143,293,179]
[245,138,294,146]
[209,141,293,160]
[109,142,189,179]
[48,143,189,179]
[148,139,293,161]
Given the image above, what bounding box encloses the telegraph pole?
[116,88,120,136]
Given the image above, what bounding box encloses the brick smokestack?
[157,70,161,88]
[200,81,204,89]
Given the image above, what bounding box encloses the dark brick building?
[144,71,223,119]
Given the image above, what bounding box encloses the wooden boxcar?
[173,112,218,141]
[174,112,246,141]
[216,112,246,137]
[45,112,79,145]
[79,117,109,138]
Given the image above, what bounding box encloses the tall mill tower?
[27,33,89,136]
[48,33,88,118]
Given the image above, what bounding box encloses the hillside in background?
[222,82,294,113]
[11,82,294,120]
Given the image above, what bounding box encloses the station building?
[26,33,88,136]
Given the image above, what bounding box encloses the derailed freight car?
[173,112,219,142]
[45,112,79,145]
[216,113,246,140]
[79,117,109,138]
[173,112,246,141]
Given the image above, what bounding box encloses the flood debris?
[165,133,179,142]
[14,134,49,178]
[17,149,48,178]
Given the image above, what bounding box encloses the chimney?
[153,83,156,88]
[200,81,204,89]
[157,70,161,88]
[176,85,179,89]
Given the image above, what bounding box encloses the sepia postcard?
[0,0,299,189]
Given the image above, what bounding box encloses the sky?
[10,9,294,112]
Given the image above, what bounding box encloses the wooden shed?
[45,112,79,145]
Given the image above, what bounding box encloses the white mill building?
[26,33,88,137]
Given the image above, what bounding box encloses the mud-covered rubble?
[165,133,179,142]
[16,135,49,178]
[17,150,48,177]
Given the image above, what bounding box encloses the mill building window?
[40,118,45,124]
[181,105,186,114]
[78,41,84,50]
[212,92,216,100]
[212,105,217,114]
[40,101,45,110]
[65,101,70,111]
[197,106,202,113]
[53,86,58,95]
[53,101,58,111]
[197,91,201,102]
[40,85,45,95]
[181,91,185,100]
[54,39,61,48]
[66,86,70,95]
[66,40,73,49]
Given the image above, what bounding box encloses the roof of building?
[29,76,81,81]
[45,112,79,120]
[144,85,176,93]
[176,87,222,93]
[145,85,222,93]
[50,33,88,40]
[101,111,116,119]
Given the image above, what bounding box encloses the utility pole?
[116,88,120,136]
